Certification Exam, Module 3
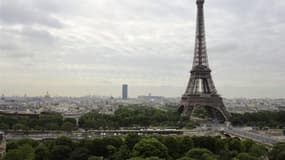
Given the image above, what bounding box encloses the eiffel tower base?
[179,94,231,122]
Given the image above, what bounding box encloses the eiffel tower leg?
[215,105,230,122]
[220,105,231,122]
[178,105,193,125]
[212,107,220,120]
[185,105,194,120]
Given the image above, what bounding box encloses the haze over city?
[0,0,284,98]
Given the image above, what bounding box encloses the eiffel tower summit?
[178,0,231,122]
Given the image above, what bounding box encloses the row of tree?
[2,135,285,160]
[79,106,181,129]
[0,113,77,131]
[1,106,285,131]
[231,111,285,128]
[0,106,184,131]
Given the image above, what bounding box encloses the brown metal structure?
[178,0,231,121]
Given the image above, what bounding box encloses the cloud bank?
[0,0,284,98]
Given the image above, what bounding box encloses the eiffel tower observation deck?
[178,0,231,122]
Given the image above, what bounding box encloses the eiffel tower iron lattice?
[178,0,231,121]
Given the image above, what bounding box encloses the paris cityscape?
[0,0,285,160]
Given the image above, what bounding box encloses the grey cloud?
[0,0,64,28]
[3,51,35,59]
[20,27,57,44]
[0,0,284,97]
[0,26,58,58]
[1,27,57,47]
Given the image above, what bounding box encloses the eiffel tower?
[178,0,231,121]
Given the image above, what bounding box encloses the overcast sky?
[0,0,284,98]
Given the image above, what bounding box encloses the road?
[222,127,280,145]
[5,129,183,140]
[3,127,284,146]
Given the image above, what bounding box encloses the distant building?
[138,94,164,102]
[122,84,128,100]
[276,106,285,111]
[44,91,51,99]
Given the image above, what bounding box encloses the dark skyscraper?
[122,84,128,100]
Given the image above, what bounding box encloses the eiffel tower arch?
[178,0,231,122]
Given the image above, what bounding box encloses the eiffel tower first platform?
[178,0,231,122]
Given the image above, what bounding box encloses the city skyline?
[0,0,285,98]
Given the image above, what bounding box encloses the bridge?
[221,127,281,146]
[198,123,283,146]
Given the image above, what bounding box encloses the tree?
[3,149,22,160]
[61,122,76,132]
[192,136,225,153]
[89,138,105,156]
[129,156,173,160]
[125,134,142,149]
[55,136,73,146]
[6,141,18,150]
[45,123,60,130]
[79,112,112,129]
[178,136,194,155]
[145,157,165,160]
[35,143,49,160]
[160,136,180,159]
[4,144,35,160]
[248,144,267,158]
[231,111,285,128]
[269,143,285,160]
[276,151,285,160]
[112,145,130,160]
[186,148,215,160]
[0,123,9,130]
[19,144,35,160]
[17,138,38,148]
[229,139,243,152]
[3,134,272,160]
[218,150,238,160]
[49,145,72,160]
[133,138,168,159]
[12,123,28,130]
[88,156,103,160]
[127,157,145,160]
[241,139,254,153]
[202,154,218,160]
[63,118,77,125]
[106,145,117,158]
[69,147,90,160]
[177,157,196,160]
[185,122,194,129]
[235,153,258,160]
[103,136,123,148]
